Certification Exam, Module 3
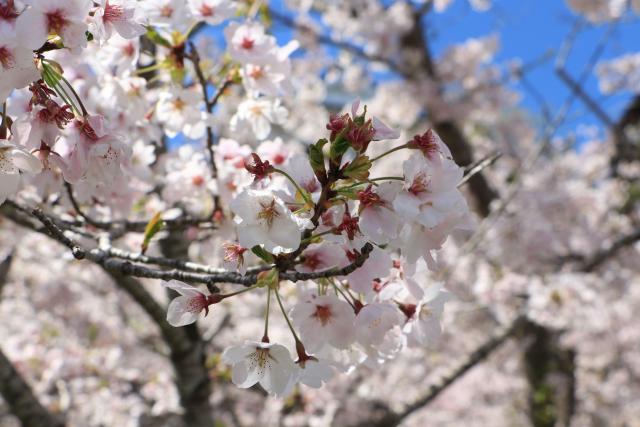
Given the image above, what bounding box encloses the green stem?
[262,288,271,342]
[57,72,89,116]
[274,287,302,344]
[300,228,335,244]
[370,143,408,163]
[338,176,405,192]
[273,168,314,206]
[221,283,260,299]
[329,279,357,310]
[133,63,163,75]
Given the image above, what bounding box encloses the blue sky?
[195,0,640,146]
[426,0,640,138]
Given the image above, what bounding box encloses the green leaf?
[251,245,275,264]
[85,31,94,42]
[342,155,371,180]
[256,268,279,289]
[145,26,172,48]
[329,134,350,161]
[141,212,165,254]
[309,139,327,175]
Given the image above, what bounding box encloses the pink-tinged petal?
[372,116,400,140]
[166,296,201,327]
[9,148,42,173]
[16,9,48,50]
[221,344,255,364]
[163,280,203,297]
[351,98,361,117]
[231,359,256,388]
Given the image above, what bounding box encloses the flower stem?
[274,287,302,344]
[221,283,260,299]
[338,176,404,192]
[300,228,335,243]
[273,168,314,206]
[370,143,408,163]
[262,288,271,342]
[329,279,357,310]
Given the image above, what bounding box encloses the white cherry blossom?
[0,139,43,204]
[163,280,212,327]
[222,340,296,395]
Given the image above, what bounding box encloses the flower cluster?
[163,100,471,395]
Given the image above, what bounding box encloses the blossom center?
[357,186,383,208]
[0,3,18,24]
[103,1,124,22]
[313,305,332,326]
[192,175,205,186]
[248,65,265,80]
[0,46,15,70]
[160,5,173,18]
[186,294,208,313]
[172,98,186,111]
[122,42,135,57]
[248,348,273,374]
[199,4,214,17]
[303,253,323,270]
[46,9,67,34]
[408,173,429,195]
[257,199,280,228]
[241,37,255,50]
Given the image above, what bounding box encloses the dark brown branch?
[3,202,374,288]
[105,271,215,427]
[0,252,65,427]
[362,316,525,427]
[580,228,640,272]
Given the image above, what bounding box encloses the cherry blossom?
[229,189,310,254]
[0,29,39,103]
[230,98,288,141]
[91,0,145,42]
[0,139,43,204]
[163,280,213,327]
[17,0,92,51]
[222,340,296,395]
[188,0,237,27]
[290,292,356,352]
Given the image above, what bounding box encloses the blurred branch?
[268,9,407,76]
[402,10,499,217]
[458,152,502,188]
[186,42,234,198]
[0,252,65,427]
[105,270,216,427]
[579,227,640,272]
[361,316,525,427]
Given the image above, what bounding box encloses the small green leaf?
[342,155,371,180]
[251,245,275,264]
[309,139,327,174]
[141,212,165,254]
[329,135,350,161]
[85,31,94,42]
[256,268,279,289]
[145,26,171,48]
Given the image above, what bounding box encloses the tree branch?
[0,252,65,427]
[360,316,526,427]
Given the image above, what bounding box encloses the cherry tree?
[1,0,640,426]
